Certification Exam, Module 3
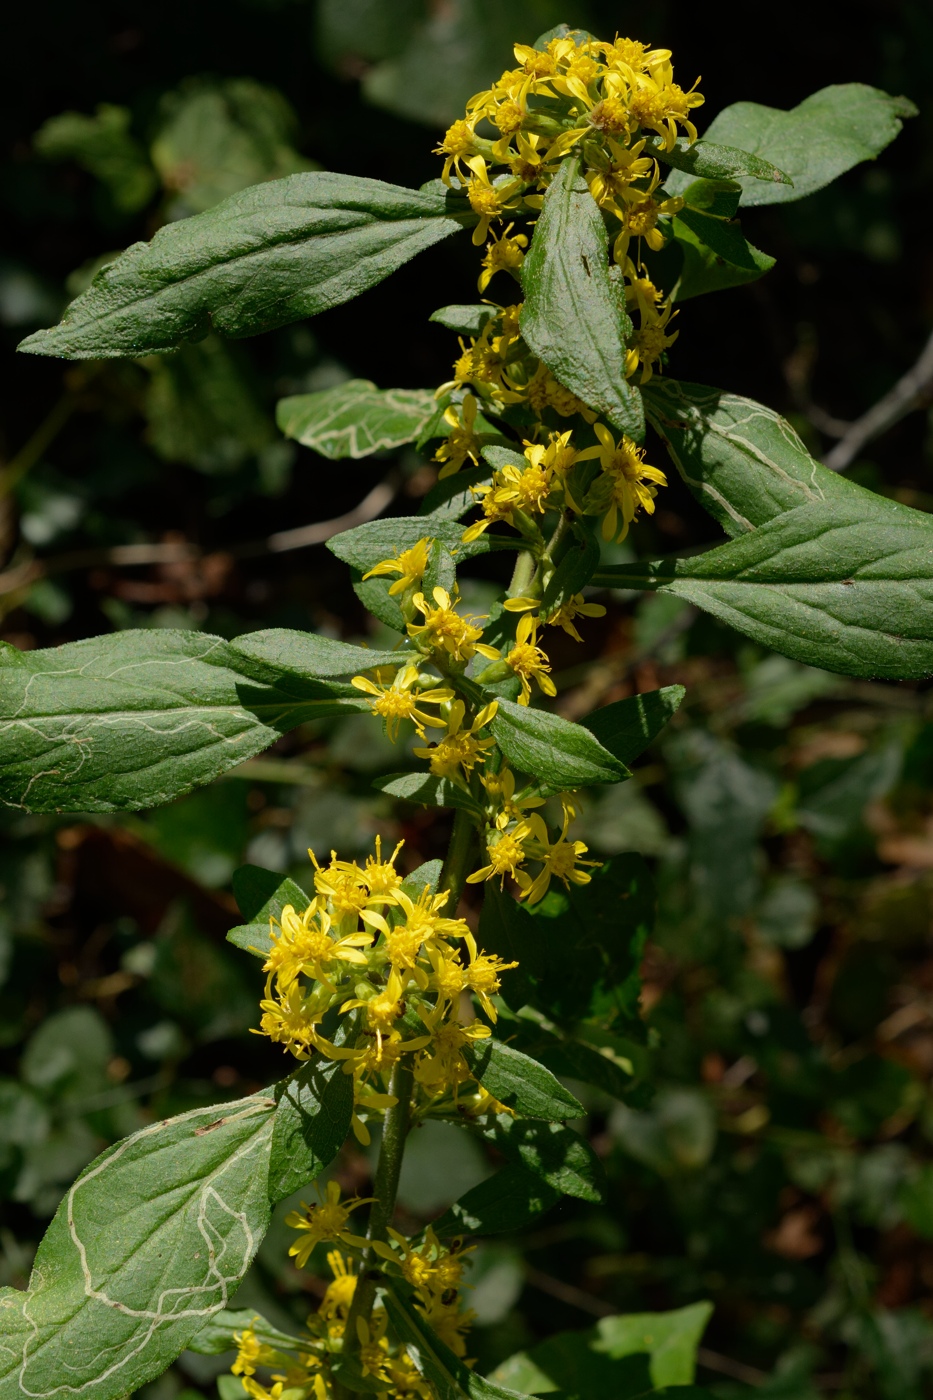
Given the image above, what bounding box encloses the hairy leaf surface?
[0,1095,275,1400]
[0,630,368,813]
[665,85,916,206]
[521,157,643,440]
[461,1039,584,1121]
[491,697,629,793]
[18,173,472,359]
[594,498,933,680]
[276,380,438,459]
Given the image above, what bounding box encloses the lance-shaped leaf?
[228,864,313,958]
[521,157,644,441]
[432,1162,560,1238]
[670,178,775,301]
[461,1039,584,1121]
[188,1308,308,1355]
[18,173,473,359]
[228,627,409,676]
[373,771,484,818]
[276,380,438,459]
[430,304,496,336]
[0,1094,275,1400]
[593,497,933,681]
[327,514,519,572]
[580,686,685,767]
[469,1113,606,1203]
[664,84,916,207]
[0,629,369,814]
[268,1058,354,1202]
[491,697,629,793]
[649,133,790,188]
[381,1279,530,1400]
[644,378,866,538]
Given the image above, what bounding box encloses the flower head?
[285,1181,374,1269]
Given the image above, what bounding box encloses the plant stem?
[438,806,477,915]
[334,1060,414,1395]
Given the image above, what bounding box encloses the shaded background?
[3,2,933,1396]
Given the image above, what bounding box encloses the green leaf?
[536,1031,641,1102]
[666,85,916,207]
[491,697,629,793]
[672,217,774,302]
[469,1113,606,1203]
[400,858,444,900]
[479,859,653,1025]
[0,1094,275,1400]
[649,134,791,189]
[0,629,368,814]
[151,77,314,218]
[643,378,863,538]
[18,174,473,360]
[420,465,493,520]
[430,304,497,336]
[373,771,484,818]
[188,1308,307,1355]
[593,496,933,681]
[328,514,519,572]
[521,157,644,441]
[228,627,408,677]
[276,380,438,460]
[580,686,685,766]
[461,1039,584,1120]
[268,1058,354,1202]
[432,1162,560,1237]
[492,1302,713,1397]
[34,103,157,214]
[228,864,313,958]
[381,1277,531,1400]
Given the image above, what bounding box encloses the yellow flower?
[463,156,522,245]
[461,930,518,1020]
[407,587,500,665]
[435,117,480,184]
[361,884,469,973]
[257,979,326,1059]
[417,1297,477,1359]
[546,593,607,643]
[285,1181,374,1269]
[479,763,546,829]
[467,821,534,889]
[505,612,556,706]
[340,966,407,1055]
[627,66,704,149]
[478,223,528,292]
[264,900,370,991]
[463,458,553,541]
[232,1324,275,1378]
[520,813,601,905]
[584,423,668,540]
[362,835,406,898]
[413,698,499,779]
[413,1015,489,1094]
[624,299,679,383]
[352,664,454,741]
[319,1251,357,1323]
[434,392,481,477]
[362,538,431,596]
[377,1225,474,1301]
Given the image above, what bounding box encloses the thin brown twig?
[0,475,399,600]
[823,327,933,471]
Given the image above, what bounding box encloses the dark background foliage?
[2,2,933,1396]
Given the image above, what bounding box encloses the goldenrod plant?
[0,22,926,1400]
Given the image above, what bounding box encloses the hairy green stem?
[334,1060,414,1394]
[438,805,477,915]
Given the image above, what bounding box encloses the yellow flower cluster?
[230,1244,447,1399]
[455,411,667,545]
[256,839,516,1141]
[436,31,702,382]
